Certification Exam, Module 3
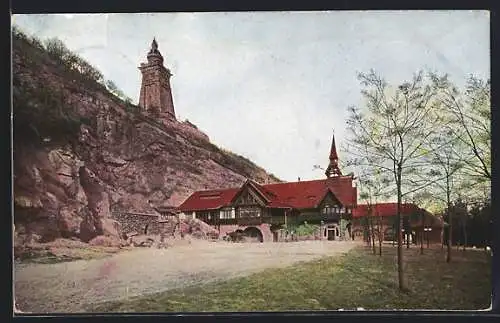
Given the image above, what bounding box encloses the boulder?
[22,232,42,245]
[100,218,122,238]
[88,235,122,247]
[58,206,84,237]
[130,235,156,247]
[79,216,100,242]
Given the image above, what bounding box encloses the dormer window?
[200,193,221,200]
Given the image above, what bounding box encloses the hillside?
[12,29,281,243]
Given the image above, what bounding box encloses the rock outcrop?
[12,31,280,244]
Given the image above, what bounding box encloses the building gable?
[318,190,342,209]
[232,184,267,207]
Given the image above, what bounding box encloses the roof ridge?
[262,178,326,187]
[196,186,240,193]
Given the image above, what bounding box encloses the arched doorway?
[243,226,264,243]
[326,224,340,241]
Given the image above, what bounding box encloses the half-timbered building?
[178,133,357,242]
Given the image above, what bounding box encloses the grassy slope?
[87,245,491,312]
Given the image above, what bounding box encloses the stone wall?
[217,223,274,243]
[111,212,160,236]
[218,224,240,238]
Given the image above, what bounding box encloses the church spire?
[325,130,342,178]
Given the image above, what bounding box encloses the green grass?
[87,245,491,312]
[15,245,130,265]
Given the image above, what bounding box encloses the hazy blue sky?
[12,11,490,182]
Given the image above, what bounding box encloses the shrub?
[294,222,319,237]
[42,36,105,86]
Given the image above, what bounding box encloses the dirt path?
[14,240,360,313]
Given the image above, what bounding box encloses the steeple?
[325,130,342,178]
[138,38,176,120]
[151,38,158,51]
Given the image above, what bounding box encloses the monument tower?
[138,38,176,120]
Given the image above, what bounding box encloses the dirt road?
[14,240,359,313]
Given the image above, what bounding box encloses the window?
[322,205,336,216]
[197,211,210,219]
[238,206,261,218]
[220,208,235,219]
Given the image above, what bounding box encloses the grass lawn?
[14,244,131,264]
[87,244,491,312]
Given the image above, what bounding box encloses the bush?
[44,38,69,61]
[45,37,105,85]
[293,222,319,237]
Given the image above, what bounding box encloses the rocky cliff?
[12,31,280,244]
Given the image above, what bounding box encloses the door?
[327,229,336,241]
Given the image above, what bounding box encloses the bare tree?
[424,74,490,262]
[425,135,463,262]
[345,70,443,291]
[430,74,491,183]
[358,170,392,256]
[409,191,435,254]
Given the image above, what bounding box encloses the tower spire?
[151,37,158,52]
[325,129,342,178]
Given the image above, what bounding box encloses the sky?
[12,11,490,182]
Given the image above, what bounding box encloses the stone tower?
[325,130,342,178]
[138,38,176,120]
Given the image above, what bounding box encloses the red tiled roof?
[262,176,356,209]
[352,203,422,218]
[178,188,240,212]
[178,176,357,212]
